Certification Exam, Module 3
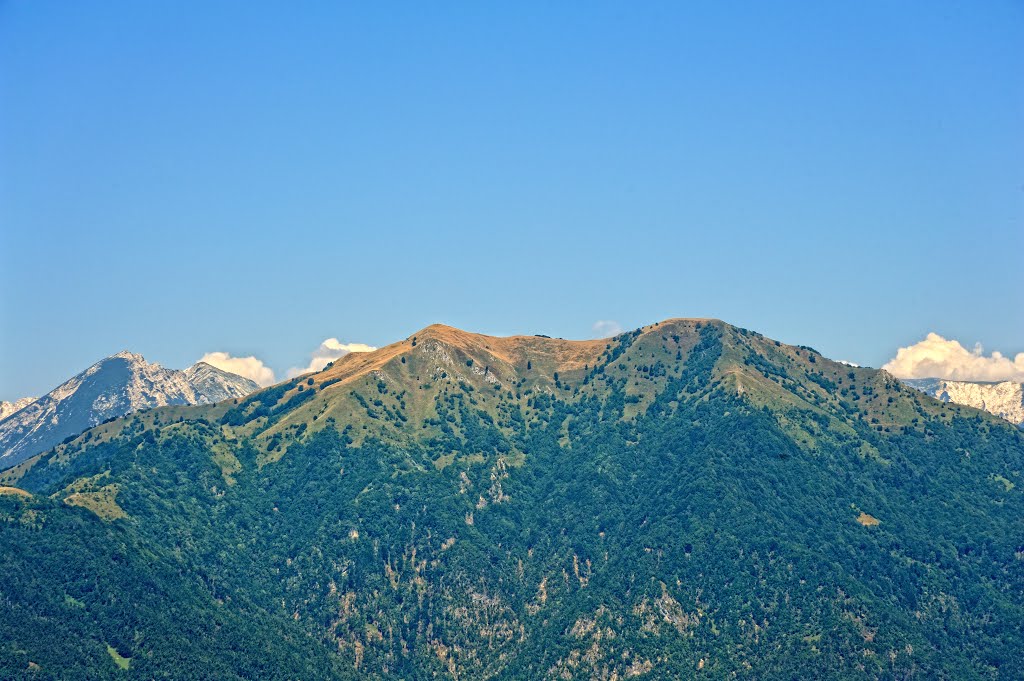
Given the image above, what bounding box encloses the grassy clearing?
[992,474,1015,491]
[106,645,131,670]
[433,453,456,470]
[211,442,242,485]
[856,512,881,527]
[64,484,126,521]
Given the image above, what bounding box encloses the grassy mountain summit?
[2,320,1022,679]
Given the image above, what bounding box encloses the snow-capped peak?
[111,349,145,361]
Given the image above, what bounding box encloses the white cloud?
[198,351,277,387]
[883,333,1024,382]
[592,320,623,338]
[286,338,377,378]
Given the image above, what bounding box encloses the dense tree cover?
[0,492,348,680]
[2,324,1023,678]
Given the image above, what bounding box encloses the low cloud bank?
[286,338,377,378]
[883,333,1024,382]
[592,320,623,338]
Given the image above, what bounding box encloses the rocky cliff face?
[0,352,259,469]
[902,377,1024,426]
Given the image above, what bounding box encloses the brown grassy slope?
[258,319,730,445]
[259,323,613,450]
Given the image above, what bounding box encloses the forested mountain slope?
[2,319,1022,679]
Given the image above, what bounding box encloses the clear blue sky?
[2,2,1022,398]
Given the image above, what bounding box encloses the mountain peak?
[184,361,261,400]
[185,360,224,375]
[110,349,146,362]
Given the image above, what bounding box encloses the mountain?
[0,397,35,421]
[902,377,1024,427]
[183,361,263,403]
[1,320,1022,679]
[0,352,259,470]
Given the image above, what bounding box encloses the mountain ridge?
[27,318,1006,471]
[2,319,1021,678]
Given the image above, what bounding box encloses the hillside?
[2,320,1022,679]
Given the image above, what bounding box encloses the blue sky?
[2,2,1022,398]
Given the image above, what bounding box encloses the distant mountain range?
[2,319,1022,678]
[0,397,36,421]
[0,351,258,469]
[901,377,1024,427]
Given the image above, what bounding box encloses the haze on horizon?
[1,2,1021,399]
